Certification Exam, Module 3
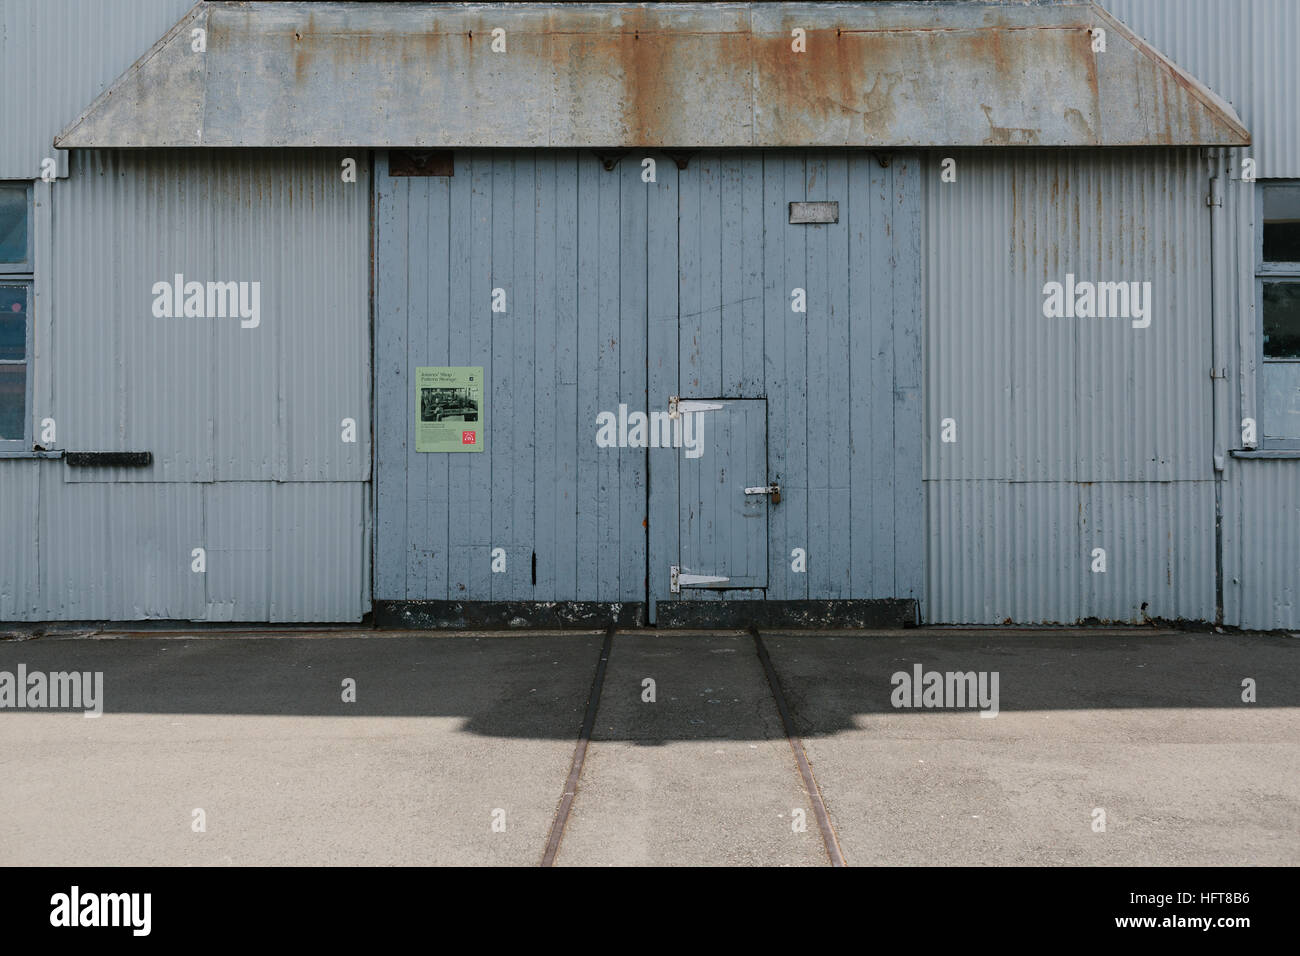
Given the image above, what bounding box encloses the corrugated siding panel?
[0,0,196,179]
[926,481,1079,625]
[202,482,272,622]
[1104,0,1300,178]
[2,473,365,622]
[927,479,1216,625]
[925,148,1216,623]
[0,459,41,619]
[1078,480,1216,622]
[36,466,205,619]
[926,149,1211,484]
[52,149,370,483]
[1,147,371,622]
[5,476,366,624]
[1230,461,1300,630]
[268,482,367,622]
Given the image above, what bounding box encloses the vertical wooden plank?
[426,173,452,601]
[445,153,470,597]
[619,158,648,602]
[534,153,559,600]
[847,152,873,597]
[554,152,580,598]
[825,152,852,598]
[646,158,679,606]
[513,152,537,601]
[744,401,769,584]
[464,150,494,600]
[784,152,809,599]
[721,154,745,398]
[697,153,725,579]
[868,158,896,597]
[679,156,703,396]
[763,151,789,599]
[697,151,723,397]
[373,156,408,600]
[405,177,432,599]
[677,158,702,588]
[740,155,765,398]
[679,406,701,583]
[574,154,601,600]
[596,164,621,599]
[892,157,925,603]
[805,151,832,599]
[489,154,513,600]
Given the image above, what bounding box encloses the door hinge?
[670,565,730,593]
[668,396,725,419]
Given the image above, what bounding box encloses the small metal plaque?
[390,150,454,177]
[789,201,839,224]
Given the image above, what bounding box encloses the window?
[0,182,33,447]
[1257,183,1300,446]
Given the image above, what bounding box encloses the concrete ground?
[0,626,1295,866]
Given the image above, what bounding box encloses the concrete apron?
[0,627,1296,866]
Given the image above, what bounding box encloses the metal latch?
[670,565,730,593]
[743,482,781,504]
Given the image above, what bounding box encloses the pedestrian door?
[671,399,771,593]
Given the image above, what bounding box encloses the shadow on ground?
[0,628,1294,739]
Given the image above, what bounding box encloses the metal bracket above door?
[667,396,725,419]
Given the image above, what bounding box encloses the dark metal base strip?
[375,598,917,630]
[373,600,645,630]
[655,598,918,629]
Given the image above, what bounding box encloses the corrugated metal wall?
[52,150,370,483]
[374,149,924,608]
[1211,140,1300,630]
[0,0,196,179]
[2,0,1294,628]
[1102,0,1300,629]
[1103,0,1300,180]
[1228,463,1300,628]
[3,149,371,621]
[924,148,1217,624]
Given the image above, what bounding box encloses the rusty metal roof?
[54,1,1249,149]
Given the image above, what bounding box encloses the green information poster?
[415,366,484,452]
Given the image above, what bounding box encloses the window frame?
[0,181,33,274]
[0,181,34,450]
[1254,181,1300,450]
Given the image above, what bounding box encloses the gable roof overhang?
[54,1,1250,149]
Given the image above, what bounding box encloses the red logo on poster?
[462,431,476,445]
